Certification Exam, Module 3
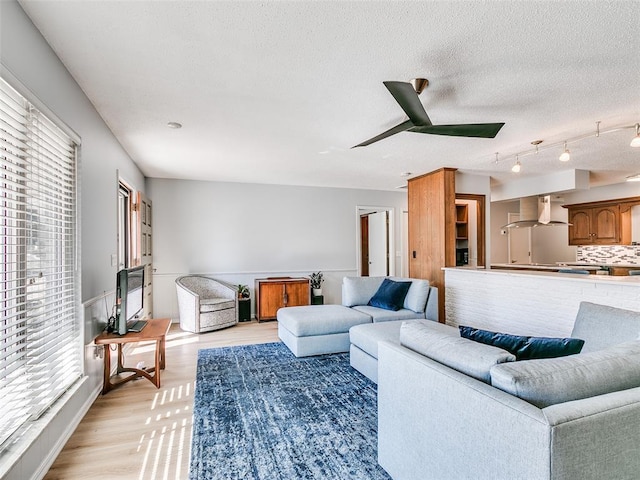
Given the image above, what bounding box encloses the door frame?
[355,205,395,277]
[455,193,486,267]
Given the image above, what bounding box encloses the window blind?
[0,77,80,449]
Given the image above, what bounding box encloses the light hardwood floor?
[44,320,279,480]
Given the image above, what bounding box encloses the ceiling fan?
[353,78,505,148]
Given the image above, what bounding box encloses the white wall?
[1,2,145,479]
[147,178,407,319]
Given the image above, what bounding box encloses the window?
[0,77,80,448]
[117,182,131,270]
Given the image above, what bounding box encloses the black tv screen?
[116,266,144,335]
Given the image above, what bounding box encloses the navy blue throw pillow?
[459,326,585,361]
[368,279,412,311]
[516,337,585,360]
[459,326,529,354]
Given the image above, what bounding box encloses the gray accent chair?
[175,275,238,333]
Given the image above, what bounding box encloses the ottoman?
[277,305,372,357]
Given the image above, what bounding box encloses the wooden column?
[408,168,457,321]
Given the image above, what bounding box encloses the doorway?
[356,206,394,276]
[455,194,486,267]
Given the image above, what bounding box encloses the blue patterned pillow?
[459,326,584,360]
[368,278,412,311]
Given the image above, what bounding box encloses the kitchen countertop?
[560,262,640,268]
[490,263,603,271]
[445,266,640,284]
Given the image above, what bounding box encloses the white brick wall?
[445,268,640,337]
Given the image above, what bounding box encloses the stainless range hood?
[502,195,571,228]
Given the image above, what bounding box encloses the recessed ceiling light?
[167,121,182,129]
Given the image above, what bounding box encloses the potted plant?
[237,284,250,299]
[309,272,324,297]
[237,284,251,322]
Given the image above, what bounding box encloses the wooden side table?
[94,318,171,394]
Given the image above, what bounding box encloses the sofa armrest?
[542,387,640,480]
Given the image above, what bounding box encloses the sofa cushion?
[490,340,640,408]
[353,305,424,322]
[342,276,431,313]
[459,326,585,360]
[572,302,640,353]
[400,321,515,383]
[368,278,412,311]
[350,319,448,359]
[277,305,371,336]
[393,277,431,313]
[342,276,385,307]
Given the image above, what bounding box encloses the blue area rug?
[189,342,391,479]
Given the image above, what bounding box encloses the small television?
[115,266,145,335]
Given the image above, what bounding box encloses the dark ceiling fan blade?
[409,122,505,138]
[352,120,414,148]
[383,81,432,126]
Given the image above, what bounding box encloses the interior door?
[368,211,388,276]
[136,192,153,318]
[508,213,531,264]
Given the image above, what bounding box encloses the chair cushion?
[400,321,515,383]
[368,278,412,311]
[200,298,235,313]
[490,340,640,408]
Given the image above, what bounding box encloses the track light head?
[559,141,570,162]
[631,123,640,148]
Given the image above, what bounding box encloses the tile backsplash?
[576,245,640,265]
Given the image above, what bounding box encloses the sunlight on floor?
[137,382,193,480]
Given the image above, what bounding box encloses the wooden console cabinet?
[255,277,310,322]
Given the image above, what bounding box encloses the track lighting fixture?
[495,121,639,173]
[631,123,640,148]
[559,141,570,162]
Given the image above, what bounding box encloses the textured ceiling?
[17,0,640,192]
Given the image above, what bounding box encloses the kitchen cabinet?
[255,277,310,322]
[567,204,620,245]
[563,197,640,246]
[608,267,640,276]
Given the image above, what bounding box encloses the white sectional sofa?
[376,302,640,480]
[277,276,438,357]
